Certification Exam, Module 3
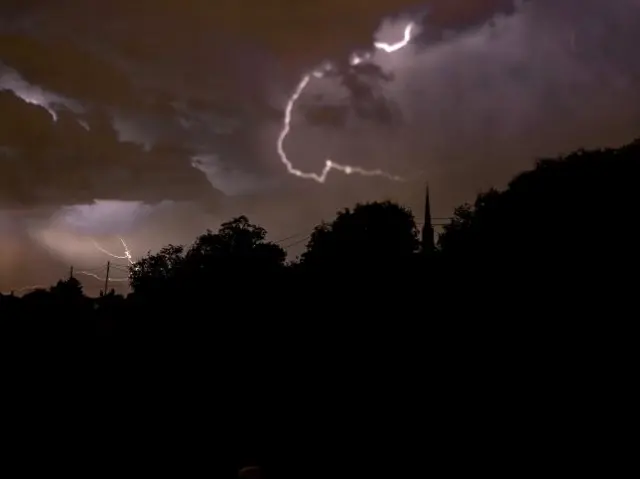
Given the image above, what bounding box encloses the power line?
[274,219,454,250]
[283,235,311,248]
[75,265,106,272]
[110,264,130,272]
[273,231,310,244]
[77,262,129,284]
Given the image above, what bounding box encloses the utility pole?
[104,261,110,296]
[69,265,74,279]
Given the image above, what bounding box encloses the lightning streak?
[277,23,415,183]
[373,23,414,52]
[77,271,129,282]
[77,238,135,283]
[1,285,46,295]
[92,238,134,264]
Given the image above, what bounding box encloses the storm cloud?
[1,0,639,291]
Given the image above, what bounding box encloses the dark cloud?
[0,35,136,107]
[0,91,218,207]
[0,0,521,211]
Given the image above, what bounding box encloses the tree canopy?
[301,200,419,272]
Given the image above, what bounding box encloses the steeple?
[421,183,435,253]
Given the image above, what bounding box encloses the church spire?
[421,183,435,253]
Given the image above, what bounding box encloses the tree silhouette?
[48,277,89,316]
[300,201,419,273]
[438,139,640,296]
[129,244,185,295]
[1,138,638,346]
[50,277,84,299]
[185,216,285,278]
[129,216,285,300]
[178,216,286,303]
[437,189,499,261]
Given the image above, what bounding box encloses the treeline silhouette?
[1,139,637,476]
[3,139,638,329]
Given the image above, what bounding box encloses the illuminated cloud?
[191,154,278,196]
[51,200,155,236]
[0,63,82,121]
[25,200,221,273]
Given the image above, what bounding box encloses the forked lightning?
[277,23,414,183]
[77,238,134,283]
[92,238,134,265]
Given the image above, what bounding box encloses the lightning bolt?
[277,23,415,183]
[76,270,129,283]
[373,23,414,52]
[77,238,135,283]
[1,285,47,295]
[91,238,134,265]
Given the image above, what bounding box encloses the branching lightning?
[373,23,414,52]
[77,238,135,283]
[77,270,129,283]
[277,23,415,183]
[92,238,134,265]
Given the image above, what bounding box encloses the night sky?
[1,0,639,293]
